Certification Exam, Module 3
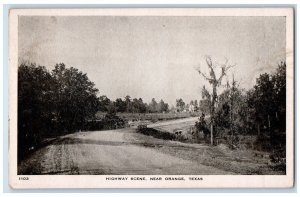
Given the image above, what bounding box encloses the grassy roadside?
[131,129,285,175]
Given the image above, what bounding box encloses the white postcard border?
[8,8,294,189]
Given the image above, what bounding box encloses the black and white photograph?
[8,8,294,188]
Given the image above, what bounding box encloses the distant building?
[189,104,195,112]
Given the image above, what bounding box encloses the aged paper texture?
[9,8,294,188]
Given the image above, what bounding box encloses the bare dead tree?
[196,56,234,145]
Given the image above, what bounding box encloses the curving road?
[18,119,231,175]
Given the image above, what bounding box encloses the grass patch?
[137,127,176,141]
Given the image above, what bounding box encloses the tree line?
[99,96,206,114]
[18,63,103,161]
[18,59,286,163]
[17,62,185,161]
[98,96,170,114]
[195,57,286,157]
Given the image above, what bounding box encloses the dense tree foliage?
[18,63,100,161]
[246,62,286,151]
[176,98,185,112]
[194,58,286,165]
[18,63,56,160]
[99,96,169,114]
[51,63,100,131]
[214,77,248,148]
[203,61,286,154]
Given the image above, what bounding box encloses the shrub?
[137,127,176,140]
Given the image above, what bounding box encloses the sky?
[18,16,286,105]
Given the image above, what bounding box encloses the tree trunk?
[268,114,271,129]
[210,84,217,146]
[230,100,233,137]
[210,123,214,145]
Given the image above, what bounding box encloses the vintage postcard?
[9,8,294,188]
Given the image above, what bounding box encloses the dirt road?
[148,117,199,128]
[18,124,231,175]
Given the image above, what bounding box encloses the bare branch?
[217,63,235,85]
[204,56,217,80]
[205,56,213,68]
[196,67,214,82]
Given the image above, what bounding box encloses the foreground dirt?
[18,128,232,175]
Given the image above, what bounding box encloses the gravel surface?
[18,128,230,175]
